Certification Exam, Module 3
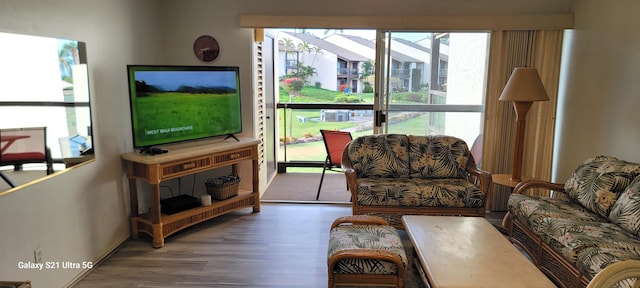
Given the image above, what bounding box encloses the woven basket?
[205,175,240,200]
[206,182,239,200]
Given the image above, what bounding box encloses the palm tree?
[323,29,344,36]
[279,37,296,76]
[299,65,317,84]
[359,60,375,79]
[310,47,324,66]
[58,41,79,80]
[278,37,295,54]
[297,41,313,66]
[359,60,376,93]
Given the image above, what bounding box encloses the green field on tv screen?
[133,92,241,147]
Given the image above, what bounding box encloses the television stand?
[224,134,240,142]
[121,138,260,248]
[139,146,168,155]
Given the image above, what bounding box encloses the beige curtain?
[483,30,563,211]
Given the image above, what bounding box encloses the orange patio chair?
[316,129,352,200]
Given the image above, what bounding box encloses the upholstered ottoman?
[327,215,407,288]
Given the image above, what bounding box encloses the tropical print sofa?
[342,134,491,228]
[506,155,640,288]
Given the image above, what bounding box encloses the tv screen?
[126,65,242,149]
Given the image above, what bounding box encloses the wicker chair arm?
[330,215,389,229]
[328,248,406,275]
[465,155,492,201]
[341,144,355,173]
[341,145,360,202]
[512,179,565,195]
[586,260,640,288]
[343,171,359,200]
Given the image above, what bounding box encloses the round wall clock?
[193,35,220,62]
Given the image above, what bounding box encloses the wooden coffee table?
[402,215,556,288]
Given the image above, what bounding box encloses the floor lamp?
[499,67,549,182]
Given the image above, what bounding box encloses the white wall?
[310,53,338,91]
[0,0,574,286]
[554,0,640,181]
[0,1,161,286]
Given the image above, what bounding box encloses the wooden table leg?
[128,176,139,238]
[150,183,164,248]
[252,158,260,212]
[152,223,164,248]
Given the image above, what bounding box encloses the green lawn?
[279,86,374,103]
[278,85,433,139]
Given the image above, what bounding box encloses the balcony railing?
[391,69,410,78]
[276,102,483,172]
[337,68,359,77]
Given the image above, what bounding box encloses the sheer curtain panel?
[483,30,563,210]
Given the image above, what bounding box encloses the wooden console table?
[121,138,261,248]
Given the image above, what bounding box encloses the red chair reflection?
[316,129,352,200]
[0,127,54,178]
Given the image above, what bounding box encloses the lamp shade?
[499,68,550,102]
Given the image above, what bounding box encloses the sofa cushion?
[328,224,407,275]
[347,134,410,179]
[356,177,484,208]
[535,217,640,280]
[508,193,603,236]
[408,135,470,179]
[537,218,637,263]
[609,176,640,237]
[575,247,640,283]
[564,155,640,218]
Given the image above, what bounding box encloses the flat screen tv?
[126,65,242,150]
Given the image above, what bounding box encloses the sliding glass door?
[374,31,490,152]
[270,28,490,171]
[273,29,376,172]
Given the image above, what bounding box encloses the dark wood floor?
[72,203,507,288]
[73,203,352,287]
